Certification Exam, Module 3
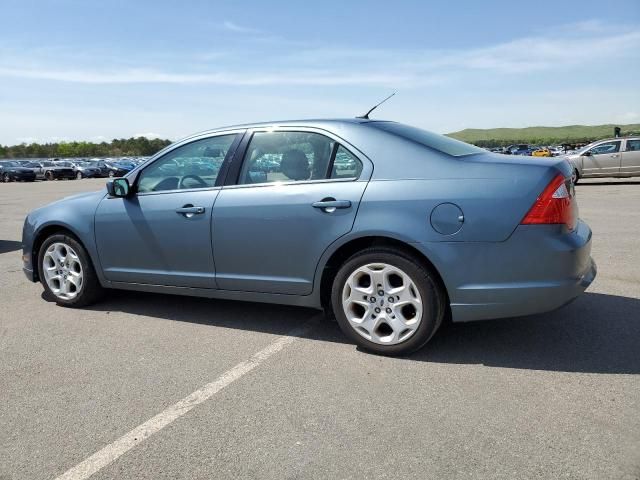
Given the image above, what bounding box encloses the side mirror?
[582,150,592,157]
[106,178,131,197]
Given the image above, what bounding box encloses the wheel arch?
[32,224,87,282]
[318,235,450,316]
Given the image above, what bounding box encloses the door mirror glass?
[582,150,592,156]
[107,178,130,197]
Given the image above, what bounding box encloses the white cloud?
[0,21,637,88]
[133,132,163,139]
[222,20,261,34]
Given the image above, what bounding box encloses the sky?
[0,0,639,145]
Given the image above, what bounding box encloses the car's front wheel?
[331,248,445,356]
[2,173,10,183]
[76,171,83,180]
[38,234,103,307]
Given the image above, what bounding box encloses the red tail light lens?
[521,174,575,228]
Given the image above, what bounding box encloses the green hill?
[447,124,640,147]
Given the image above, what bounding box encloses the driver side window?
[589,141,620,155]
[137,134,237,193]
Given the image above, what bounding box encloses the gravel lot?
[1,177,639,480]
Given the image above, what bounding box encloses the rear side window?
[625,139,640,151]
[370,122,485,157]
[238,131,362,185]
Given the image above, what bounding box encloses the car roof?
[179,118,383,140]
[594,136,640,142]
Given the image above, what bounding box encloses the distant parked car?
[25,161,76,180]
[87,160,132,178]
[532,147,552,157]
[68,161,103,179]
[506,144,534,156]
[0,161,37,182]
[565,136,640,183]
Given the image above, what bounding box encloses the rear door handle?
[175,205,205,217]
[312,199,352,213]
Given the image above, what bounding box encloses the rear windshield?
[370,122,485,157]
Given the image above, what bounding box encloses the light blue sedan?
[22,119,596,355]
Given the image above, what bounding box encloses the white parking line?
[54,318,319,480]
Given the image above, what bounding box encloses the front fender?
[22,190,109,285]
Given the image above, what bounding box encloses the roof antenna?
[357,92,396,119]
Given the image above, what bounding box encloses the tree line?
[0,137,173,159]
[468,138,597,148]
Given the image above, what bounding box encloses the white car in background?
[565,137,640,183]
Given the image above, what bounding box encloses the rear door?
[620,139,640,176]
[212,128,372,295]
[582,140,621,177]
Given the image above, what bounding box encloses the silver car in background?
[566,136,640,183]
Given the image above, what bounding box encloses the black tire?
[76,172,83,180]
[572,169,580,185]
[331,248,445,356]
[108,171,115,178]
[38,233,104,307]
[2,173,10,183]
[45,171,54,181]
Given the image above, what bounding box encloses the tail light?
[521,174,576,229]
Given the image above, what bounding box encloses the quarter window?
[137,134,236,193]
[331,145,363,179]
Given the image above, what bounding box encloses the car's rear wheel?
[572,169,580,185]
[76,171,83,179]
[2,173,10,183]
[331,248,445,356]
[38,234,103,307]
[108,171,115,178]
[45,171,54,181]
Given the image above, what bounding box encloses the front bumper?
[416,220,596,322]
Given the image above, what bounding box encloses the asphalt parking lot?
[1,178,639,480]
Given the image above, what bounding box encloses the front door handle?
[312,198,352,213]
[176,205,205,217]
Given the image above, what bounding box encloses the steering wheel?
[178,174,208,189]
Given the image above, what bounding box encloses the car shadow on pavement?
[416,292,640,374]
[70,290,639,375]
[0,240,22,254]
[578,181,640,186]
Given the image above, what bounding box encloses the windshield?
[369,122,485,157]
[3,161,21,167]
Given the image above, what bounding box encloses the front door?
[212,129,370,295]
[95,133,240,288]
[582,140,621,177]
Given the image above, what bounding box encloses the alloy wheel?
[342,263,423,345]
[42,242,83,300]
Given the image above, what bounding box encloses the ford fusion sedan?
[0,161,36,182]
[565,136,640,183]
[22,119,596,355]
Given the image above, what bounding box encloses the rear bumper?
[450,258,596,322]
[416,220,596,322]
